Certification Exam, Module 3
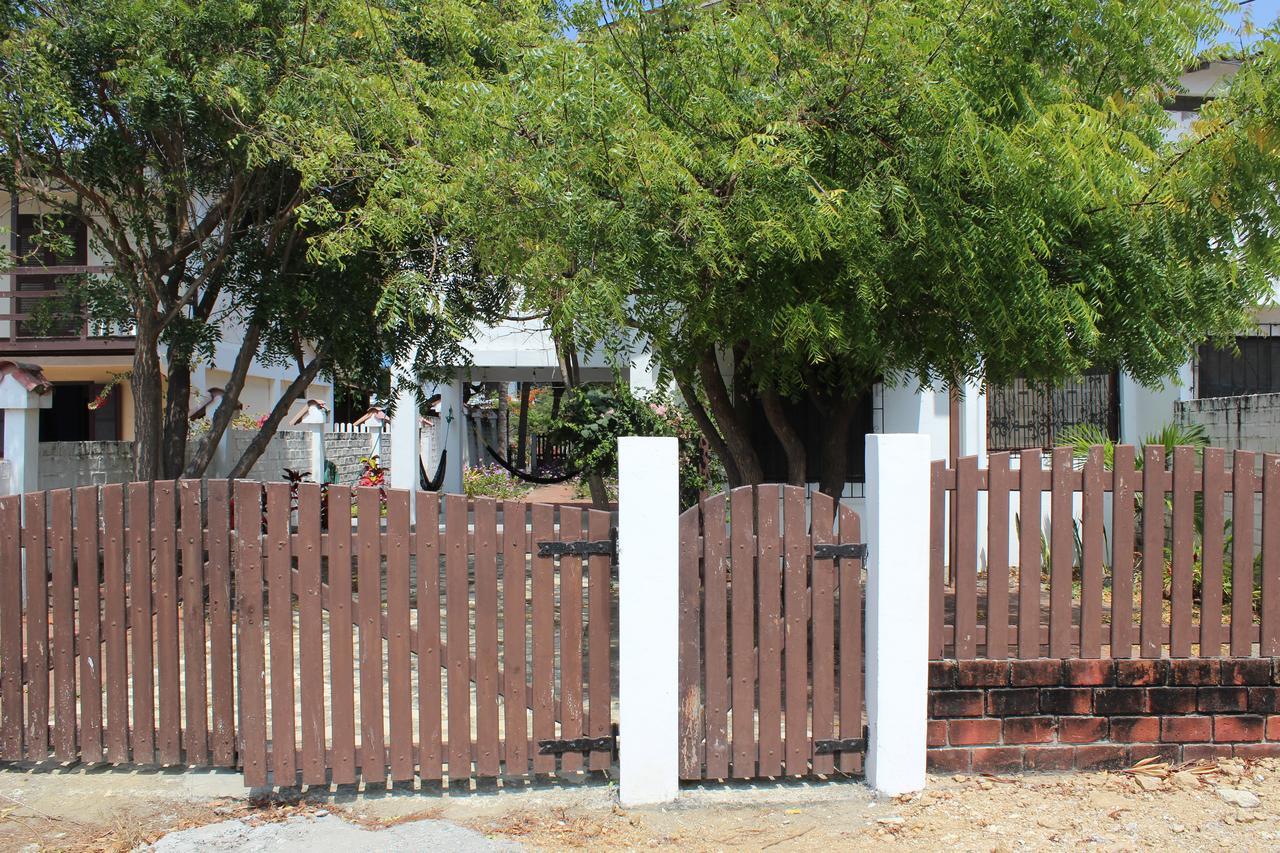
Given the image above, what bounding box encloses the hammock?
[484,442,578,484]
[420,450,447,491]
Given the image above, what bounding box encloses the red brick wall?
[928,658,1280,773]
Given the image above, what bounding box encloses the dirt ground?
[0,757,1277,851]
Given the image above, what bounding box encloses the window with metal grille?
[1197,336,1280,398]
[986,370,1118,451]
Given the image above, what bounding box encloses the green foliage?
[463,464,533,500]
[1057,421,1209,468]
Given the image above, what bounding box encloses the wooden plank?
[296,484,327,785]
[730,487,757,778]
[929,461,946,658]
[24,491,48,761]
[836,505,863,775]
[179,481,208,766]
[205,480,235,766]
[755,485,783,778]
[1140,446,1166,658]
[445,493,471,782]
[473,498,500,778]
[502,501,529,775]
[49,489,75,761]
[1170,447,1196,657]
[955,455,979,659]
[703,492,729,779]
[531,502,555,774]
[985,453,1011,660]
[1231,453,1256,657]
[357,486,386,784]
[1018,450,1042,658]
[586,507,612,773]
[75,487,103,763]
[415,493,442,781]
[265,482,296,783]
[1111,445,1138,658]
[782,485,808,776]
[558,506,585,774]
[1048,448,1073,658]
[100,485,128,763]
[1079,448,1105,659]
[1200,448,1227,657]
[385,490,413,782]
[328,486,357,784]
[809,490,836,777]
[153,482,181,765]
[0,497,22,759]
[233,481,267,787]
[677,504,703,780]
[1263,454,1280,656]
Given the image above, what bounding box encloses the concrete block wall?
[38,441,134,491]
[1176,393,1280,455]
[324,432,379,485]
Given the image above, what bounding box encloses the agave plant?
[1056,421,1208,471]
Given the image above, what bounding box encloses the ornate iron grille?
[986,371,1118,451]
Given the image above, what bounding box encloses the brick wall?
[929,658,1280,774]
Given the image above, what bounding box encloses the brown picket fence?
[0,480,615,786]
[933,445,1280,660]
[678,485,865,780]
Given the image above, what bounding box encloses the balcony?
[0,265,135,355]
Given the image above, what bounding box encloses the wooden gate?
[0,481,615,787]
[677,485,865,780]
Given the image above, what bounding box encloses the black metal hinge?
[814,725,869,755]
[537,530,617,558]
[814,543,868,560]
[537,736,616,756]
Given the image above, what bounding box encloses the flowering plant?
[463,464,532,499]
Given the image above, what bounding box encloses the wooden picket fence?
[0,481,614,786]
[933,445,1280,660]
[678,485,865,780]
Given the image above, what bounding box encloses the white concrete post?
[865,433,931,795]
[436,376,465,494]
[617,436,679,806]
[297,400,327,483]
[0,373,51,494]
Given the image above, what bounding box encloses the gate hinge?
[537,531,617,558]
[814,543,868,560]
[814,725,869,755]
[537,736,616,755]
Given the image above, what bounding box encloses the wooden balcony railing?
[0,265,134,354]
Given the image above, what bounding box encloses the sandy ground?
[0,757,1276,851]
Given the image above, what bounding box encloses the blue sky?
[1219,0,1280,48]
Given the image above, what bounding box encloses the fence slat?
[101,485,127,763]
[586,507,611,773]
[1170,447,1196,657]
[703,492,729,779]
[445,493,471,782]
[206,480,235,767]
[1080,448,1104,659]
[531,503,555,774]
[955,456,979,659]
[153,483,182,765]
[126,484,152,764]
[756,485,783,778]
[328,486,357,785]
[929,461,945,658]
[1048,448,1073,658]
[1263,454,1280,656]
[502,501,528,775]
[1018,450,1042,658]
[75,487,103,764]
[416,492,442,781]
[296,483,326,786]
[558,507,585,774]
[234,481,267,787]
[473,498,501,778]
[1201,448,1227,657]
[50,490,76,761]
[730,486,757,778]
[23,492,49,761]
[809,490,835,776]
[265,483,296,782]
[677,505,703,780]
[782,486,809,776]
[385,490,414,782]
[357,486,386,783]
[986,453,1011,660]
[0,497,21,759]
[1231,452,1256,657]
[1111,445,1138,658]
[1140,446,1166,658]
[836,505,863,775]
[179,481,208,766]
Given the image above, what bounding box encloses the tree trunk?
[587,472,609,510]
[228,356,323,479]
[696,348,764,484]
[816,395,857,497]
[183,320,262,477]
[160,355,191,479]
[761,388,806,486]
[131,311,165,481]
[515,381,531,470]
[675,374,741,486]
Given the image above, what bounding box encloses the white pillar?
[296,400,328,484]
[389,374,420,494]
[865,433,931,795]
[436,376,465,494]
[0,372,52,494]
[617,436,679,806]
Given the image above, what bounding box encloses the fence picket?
[0,497,21,759]
[153,482,182,765]
[296,483,326,786]
[385,490,414,781]
[730,487,757,778]
[1079,448,1104,659]
[502,501,529,775]
[416,492,442,781]
[677,504,703,779]
[233,481,267,787]
[985,453,1011,660]
[929,461,945,659]
[1200,449,1227,657]
[955,456,978,659]
[1017,450,1042,658]
[101,485,128,763]
[782,486,809,776]
[755,485,783,778]
[49,489,75,761]
[1140,446,1166,658]
[473,497,501,778]
[126,484,153,763]
[328,486,357,785]
[586,508,612,773]
[1170,447,1196,657]
[530,503,555,774]
[24,492,49,761]
[703,492,730,779]
[836,505,863,775]
[1263,454,1280,656]
[265,483,296,782]
[558,507,585,774]
[1111,445,1138,658]
[179,480,208,766]
[206,480,235,767]
[76,487,104,762]
[444,493,470,782]
[809,490,836,776]
[1049,448,1074,658]
[357,486,386,783]
[1231,452,1256,657]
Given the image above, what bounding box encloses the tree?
[0,0,540,479]
[427,0,1280,494]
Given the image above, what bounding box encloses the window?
[986,370,1118,451]
[14,215,87,339]
[1197,335,1280,398]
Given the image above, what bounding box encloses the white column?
[388,367,420,494]
[436,376,465,494]
[617,436,679,806]
[864,433,931,795]
[0,373,52,494]
[296,401,327,484]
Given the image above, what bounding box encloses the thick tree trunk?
[675,374,741,486]
[228,356,323,479]
[697,348,764,484]
[816,395,857,497]
[131,311,165,481]
[761,388,806,486]
[160,355,191,479]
